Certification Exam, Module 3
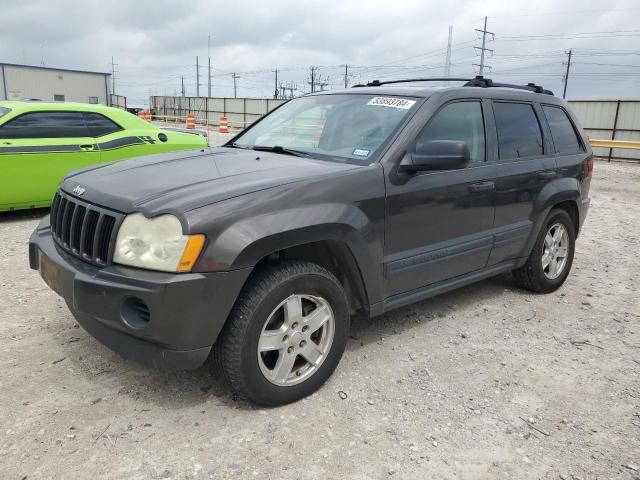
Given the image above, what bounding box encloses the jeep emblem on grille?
[72,185,86,196]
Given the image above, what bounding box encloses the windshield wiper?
[251,145,311,157]
[226,143,252,149]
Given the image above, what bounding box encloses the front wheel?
[512,208,576,293]
[214,261,350,406]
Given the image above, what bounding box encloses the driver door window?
[415,101,486,164]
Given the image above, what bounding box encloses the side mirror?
[400,140,471,173]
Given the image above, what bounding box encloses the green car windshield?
[0,107,11,119]
[231,94,419,164]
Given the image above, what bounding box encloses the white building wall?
[0,64,111,104]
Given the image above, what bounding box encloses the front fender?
[195,203,384,304]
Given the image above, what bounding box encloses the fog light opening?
[121,297,151,329]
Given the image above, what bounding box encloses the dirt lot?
[1,160,639,480]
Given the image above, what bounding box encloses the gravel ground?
[1,160,639,480]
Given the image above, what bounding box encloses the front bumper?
[29,216,251,371]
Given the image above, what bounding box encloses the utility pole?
[444,26,453,85]
[196,56,200,97]
[231,72,240,98]
[343,64,349,88]
[273,69,279,99]
[207,34,212,97]
[474,16,494,75]
[111,56,117,95]
[563,49,573,99]
[181,75,185,97]
[309,66,316,93]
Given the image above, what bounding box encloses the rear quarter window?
[542,105,583,155]
[493,102,544,159]
[0,107,10,119]
[82,112,121,137]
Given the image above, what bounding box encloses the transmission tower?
[473,16,494,75]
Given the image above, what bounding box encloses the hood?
[61,147,361,215]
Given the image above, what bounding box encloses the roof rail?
[354,78,471,87]
[464,76,554,95]
[353,76,554,96]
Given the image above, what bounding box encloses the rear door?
[488,101,557,265]
[384,99,497,296]
[0,111,100,209]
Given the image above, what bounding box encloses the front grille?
[50,190,123,266]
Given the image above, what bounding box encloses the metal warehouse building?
[0,63,112,104]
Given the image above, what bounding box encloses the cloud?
[1,0,638,103]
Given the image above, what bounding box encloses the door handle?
[469,181,495,193]
[537,170,557,180]
[79,144,95,151]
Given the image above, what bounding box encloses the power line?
[574,62,640,68]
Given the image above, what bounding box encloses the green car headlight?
[113,213,205,272]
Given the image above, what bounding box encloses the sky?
[1,0,639,105]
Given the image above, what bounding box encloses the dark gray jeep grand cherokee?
[29,77,592,405]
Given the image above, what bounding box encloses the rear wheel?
[214,261,349,406]
[512,208,575,293]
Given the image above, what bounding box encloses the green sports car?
[0,101,208,211]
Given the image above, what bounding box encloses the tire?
[213,261,350,406]
[512,208,576,293]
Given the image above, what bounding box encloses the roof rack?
[353,76,554,96]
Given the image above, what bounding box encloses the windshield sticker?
[352,148,371,157]
[367,97,416,110]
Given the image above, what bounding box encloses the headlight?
[113,213,205,272]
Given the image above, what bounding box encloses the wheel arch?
[522,190,581,260]
[252,238,372,318]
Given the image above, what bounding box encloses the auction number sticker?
[367,97,416,109]
[352,148,371,157]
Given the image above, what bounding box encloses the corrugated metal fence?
[569,100,640,162]
[149,96,640,161]
[109,94,127,110]
[149,96,287,128]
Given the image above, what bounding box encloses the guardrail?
[589,138,640,163]
[589,139,640,150]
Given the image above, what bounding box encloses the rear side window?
[82,112,121,137]
[493,102,543,159]
[0,107,10,119]
[0,111,89,138]
[542,105,583,155]
[415,101,486,163]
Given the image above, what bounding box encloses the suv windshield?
[231,94,419,164]
[0,107,11,119]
